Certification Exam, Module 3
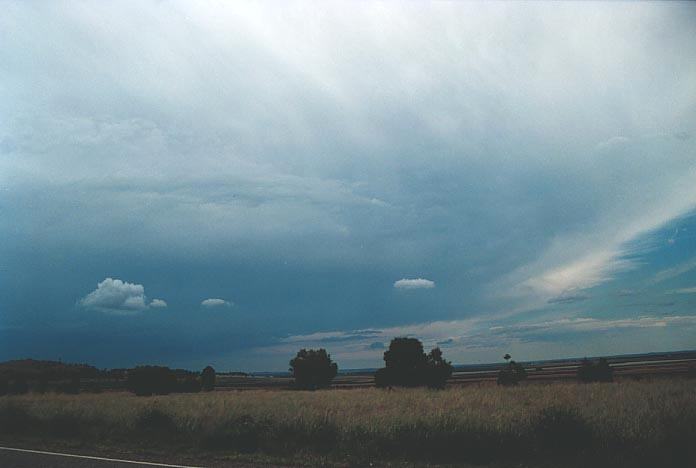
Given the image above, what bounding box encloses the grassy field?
[1,380,695,467]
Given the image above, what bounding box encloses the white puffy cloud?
[80,278,167,313]
[394,278,435,289]
[80,278,148,313]
[149,298,168,308]
[201,298,232,308]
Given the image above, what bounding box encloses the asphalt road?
[0,447,202,468]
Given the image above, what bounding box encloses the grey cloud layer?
[1,2,696,368]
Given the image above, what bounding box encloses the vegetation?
[126,366,178,396]
[201,366,216,392]
[577,357,614,383]
[497,353,528,386]
[0,359,97,395]
[375,338,453,388]
[289,348,338,390]
[0,380,694,466]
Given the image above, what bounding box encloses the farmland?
[214,350,696,390]
[1,378,695,467]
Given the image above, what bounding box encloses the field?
[215,351,696,390]
[1,379,695,467]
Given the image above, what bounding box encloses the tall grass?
[1,380,694,466]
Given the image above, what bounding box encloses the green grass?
[1,380,695,467]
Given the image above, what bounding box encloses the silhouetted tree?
[289,349,338,390]
[178,375,202,393]
[375,338,452,388]
[126,366,177,396]
[577,357,613,383]
[497,354,527,386]
[424,347,454,389]
[201,366,216,392]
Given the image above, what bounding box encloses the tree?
[497,354,527,386]
[126,366,177,396]
[178,375,202,393]
[201,366,216,392]
[577,357,613,383]
[289,349,338,390]
[375,338,453,388]
[424,347,454,389]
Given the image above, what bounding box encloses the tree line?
[0,342,620,396]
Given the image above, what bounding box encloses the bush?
[423,347,454,389]
[289,349,338,390]
[577,358,613,383]
[497,358,527,386]
[126,366,177,396]
[201,366,216,392]
[178,375,201,393]
[374,338,453,388]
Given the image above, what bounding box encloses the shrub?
[497,362,527,386]
[126,366,177,396]
[424,347,454,389]
[577,358,613,383]
[374,367,391,388]
[375,338,453,388]
[289,349,338,390]
[178,375,201,393]
[201,365,216,392]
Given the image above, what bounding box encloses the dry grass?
[1,380,695,466]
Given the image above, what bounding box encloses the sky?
[1,1,696,372]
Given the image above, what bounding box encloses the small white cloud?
[201,298,232,308]
[149,298,168,308]
[669,287,696,295]
[80,278,148,313]
[394,278,435,289]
